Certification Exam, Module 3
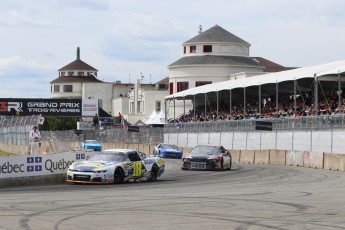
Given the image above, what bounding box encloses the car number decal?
[132,162,142,177]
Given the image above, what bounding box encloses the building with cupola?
[50,25,292,123]
[166,25,293,118]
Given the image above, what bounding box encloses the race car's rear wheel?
[114,168,124,184]
[151,165,159,182]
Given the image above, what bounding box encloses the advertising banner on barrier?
[0,98,98,117]
[0,152,97,179]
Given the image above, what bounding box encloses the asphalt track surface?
[1,160,345,230]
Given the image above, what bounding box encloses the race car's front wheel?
[114,168,124,184]
[151,165,159,182]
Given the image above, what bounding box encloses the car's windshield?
[85,140,98,144]
[190,146,220,155]
[161,144,178,149]
[89,152,125,162]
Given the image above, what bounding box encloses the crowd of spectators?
[168,91,345,123]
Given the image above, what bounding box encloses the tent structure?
[165,60,345,120]
[145,110,166,124]
[166,60,345,99]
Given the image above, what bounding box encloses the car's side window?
[137,151,147,160]
[128,152,141,162]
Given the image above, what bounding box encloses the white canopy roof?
[166,60,345,99]
[144,109,166,124]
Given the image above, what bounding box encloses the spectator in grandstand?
[29,126,41,155]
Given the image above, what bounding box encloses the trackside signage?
[0,98,98,117]
[0,152,97,179]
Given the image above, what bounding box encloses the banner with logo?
[0,98,98,117]
[0,151,97,179]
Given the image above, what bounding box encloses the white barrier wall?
[166,130,345,154]
[0,151,96,179]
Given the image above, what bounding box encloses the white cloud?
[0,0,345,98]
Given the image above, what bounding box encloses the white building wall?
[82,83,113,115]
[50,82,82,99]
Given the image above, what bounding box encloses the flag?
[38,116,45,125]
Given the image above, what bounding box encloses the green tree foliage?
[39,117,80,131]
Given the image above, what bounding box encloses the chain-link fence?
[0,115,40,145]
[2,115,345,149]
[41,126,164,145]
[164,115,345,133]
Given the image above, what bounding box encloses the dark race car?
[153,143,183,159]
[181,145,232,170]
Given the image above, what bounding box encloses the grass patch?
[0,149,16,156]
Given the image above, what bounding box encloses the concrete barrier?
[323,153,345,171]
[230,150,241,163]
[269,150,286,165]
[304,151,323,169]
[0,174,66,188]
[254,150,269,164]
[240,150,255,164]
[286,151,304,166]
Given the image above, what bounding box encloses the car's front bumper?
[66,171,113,184]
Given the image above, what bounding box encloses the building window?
[196,81,212,87]
[183,47,186,54]
[60,72,65,77]
[190,46,196,53]
[54,85,60,92]
[177,82,189,92]
[78,72,84,76]
[156,101,161,112]
[203,45,212,53]
[68,72,74,76]
[63,85,73,92]
[169,82,174,95]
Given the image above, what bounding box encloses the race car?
[80,140,102,151]
[153,143,183,159]
[181,145,232,170]
[66,149,165,184]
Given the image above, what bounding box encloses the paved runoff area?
[0,159,345,229]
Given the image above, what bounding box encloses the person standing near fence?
[29,126,41,155]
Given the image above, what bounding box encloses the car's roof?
[193,145,222,148]
[102,149,138,153]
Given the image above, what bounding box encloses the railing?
[163,115,345,133]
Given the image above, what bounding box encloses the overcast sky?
[1,0,345,98]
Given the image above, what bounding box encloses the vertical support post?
[164,98,167,124]
[276,81,279,114]
[193,95,196,121]
[338,71,341,113]
[173,97,176,120]
[205,94,207,118]
[314,74,318,115]
[183,96,185,116]
[216,91,219,117]
[259,84,262,116]
[243,87,246,118]
[294,79,297,114]
[229,89,232,116]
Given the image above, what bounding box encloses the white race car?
[66,149,165,184]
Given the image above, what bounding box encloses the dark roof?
[168,55,263,67]
[58,59,98,71]
[184,25,250,45]
[154,76,169,85]
[252,57,297,72]
[50,75,103,84]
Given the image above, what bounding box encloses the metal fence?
[164,115,345,133]
[42,127,164,145]
[2,115,345,148]
[0,115,40,145]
